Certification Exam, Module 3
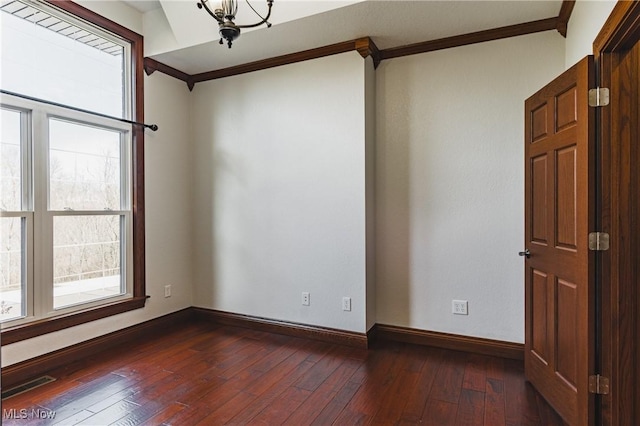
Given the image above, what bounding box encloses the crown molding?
[144,13,566,87]
[144,37,379,89]
[557,0,576,37]
[144,57,195,91]
[379,17,558,61]
[355,36,381,69]
[190,37,379,84]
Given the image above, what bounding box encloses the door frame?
[593,2,640,425]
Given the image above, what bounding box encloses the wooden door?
[523,56,595,426]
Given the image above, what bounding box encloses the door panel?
[556,86,577,131]
[531,155,548,243]
[531,104,549,141]
[531,270,549,360]
[556,278,578,387]
[556,145,577,249]
[524,56,595,426]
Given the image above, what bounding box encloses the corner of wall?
[364,56,377,331]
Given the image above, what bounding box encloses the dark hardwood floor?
[1,322,564,425]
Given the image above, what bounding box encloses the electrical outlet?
[342,297,351,311]
[164,285,171,298]
[452,300,468,315]
[302,292,310,306]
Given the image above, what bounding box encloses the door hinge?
[588,87,610,107]
[589,232,610,251]
[589,375,610,395]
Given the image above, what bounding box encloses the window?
[1,0,146,342]
[1,102,133,324]
[0,108,28,323]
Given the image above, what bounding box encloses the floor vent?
[1,376,56,400]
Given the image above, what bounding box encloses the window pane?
[1,217,25,322]
[0,1,126,117]
[1,109,23,211]
[49,119,122,211]
[53,215,123,309]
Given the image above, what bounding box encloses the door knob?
[519,249,530,258]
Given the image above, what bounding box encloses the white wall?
[75,0,143,35]
[5,0,607,367]
[375,31,565,343]
[191,52,372,333]
[1,56,194,368]
[565,0,617,69]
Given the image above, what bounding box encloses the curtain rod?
[0,89,158,131]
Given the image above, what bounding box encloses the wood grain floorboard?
[463,354,488,392]
[428,349,467,404]
[284,361,359,424]
[484,378,507,426]
[369,346,421,423]
[1,322,564,426]
[309,379,361,425]
[503,359,543,426]
[455,389,485,426]
[331,345,399,424]
[397,347,444,423]
[422,399,459,426]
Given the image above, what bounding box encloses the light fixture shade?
[217,0,238,21]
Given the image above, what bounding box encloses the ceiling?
[122,1,563,75]
[122,0,162,13]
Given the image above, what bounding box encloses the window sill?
[0,296,148,345]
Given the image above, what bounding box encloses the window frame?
[0,107,33,324]
[1,0,147,345]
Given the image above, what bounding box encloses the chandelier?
[197,0,274,48]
